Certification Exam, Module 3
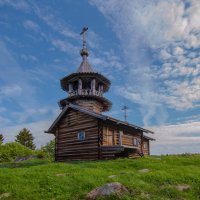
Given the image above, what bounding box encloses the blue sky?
[0,0,200,154]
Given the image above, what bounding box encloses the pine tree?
[0,134,4,144]
[15,128,36,150]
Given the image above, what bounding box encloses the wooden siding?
[101,124,150,158]
[74,99,103,113]
[55,109,151,161]
[56,109,99,161]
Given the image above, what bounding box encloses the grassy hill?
[0,155,199,200]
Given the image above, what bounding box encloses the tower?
[59,27,112,113]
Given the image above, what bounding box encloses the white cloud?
[149,120,200,155]
[32,4,78,40]
[1,120,54,148]
[0,85,22,97]
[91,0,200,124]
[23,20,40,32]
[51,39,79,56]
[0,0,30,11]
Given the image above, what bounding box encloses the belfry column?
[92,79,96,95]
[78,79,82,95]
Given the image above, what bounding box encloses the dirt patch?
[0,193,10,199]
[175,184,190,191]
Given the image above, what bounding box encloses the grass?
[0,155,200,200]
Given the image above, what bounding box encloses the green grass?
[0,155,200,200]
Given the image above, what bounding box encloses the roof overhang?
[45,104,154,135]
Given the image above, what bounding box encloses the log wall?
[74,99,103,113]
[56,109,99,161]
[101,124,150,158]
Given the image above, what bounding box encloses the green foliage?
[0,155,199,199]
[0,142,33,162]
[0,134,4,145]
[40,139,55,160]
[15,128,36,150]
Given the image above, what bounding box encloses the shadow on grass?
[0,159,51,169]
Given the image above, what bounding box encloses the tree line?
[0,128,36,150]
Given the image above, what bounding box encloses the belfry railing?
[69,89,103,97]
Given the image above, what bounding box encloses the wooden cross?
[122,105,128,122]
[80,27,88,48]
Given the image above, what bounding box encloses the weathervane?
[122,105,128,122]
[80,27,88,49]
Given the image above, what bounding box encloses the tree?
[41,139,55,159]
[15,128,36,150]
[0,134,4,144]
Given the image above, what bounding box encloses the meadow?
[0,155,199,200]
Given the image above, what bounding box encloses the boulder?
[138,168,149,173]
[108,175,116,178]
[86,182,129,200]
[14,155,37,162]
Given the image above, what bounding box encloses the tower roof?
[76,54,94,73]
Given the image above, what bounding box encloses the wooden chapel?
[45,28,154,161]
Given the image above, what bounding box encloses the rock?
[14,155,37,162]
[138,169,149,173]
[0,193,10,199]
[108,175,116,178]
[176,184,190,191]
[56,173,67,177]
[86,182,130,200]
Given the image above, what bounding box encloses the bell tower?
[59,27,112,113]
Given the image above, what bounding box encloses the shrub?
[40,140,55,160]
[0,142,33,163]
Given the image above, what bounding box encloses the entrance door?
[107,130,114,145]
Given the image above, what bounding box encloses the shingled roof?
[45,103,154,138]
[76,58,94,73]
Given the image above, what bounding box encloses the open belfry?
[46,28,154,161]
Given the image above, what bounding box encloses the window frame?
[78,131,85,141]
[133,138,137,146]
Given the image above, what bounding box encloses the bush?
[40,140,55,160]
[0,142,33,163]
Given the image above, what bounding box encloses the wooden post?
[55,128,58,162]
[92,79,96,95]
[140,131,144,156]
[69,83,73,93]
[78,79,82,95]
[98,120,103,160]
[119,130,123,146]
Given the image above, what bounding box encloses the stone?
[14,155,37,162]
[86,182,130,200]
[56,173,67,177]
[0,193,10,199]
[176,184,190,191]
[138,169,149,173]
[108,175,116,178]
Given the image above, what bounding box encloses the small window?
[78,131,85,141]
[133,138,137,146]
[143,142,147,148]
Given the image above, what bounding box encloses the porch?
[101,133,142,158]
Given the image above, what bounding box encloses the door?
[107,129,114,145]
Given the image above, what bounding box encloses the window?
[143,142,147,148]
[78,131,85,141]
[133,138,137,146]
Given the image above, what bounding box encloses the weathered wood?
[56,109,99,161]
[54,108,151,161]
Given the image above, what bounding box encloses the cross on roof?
[80,27,88,49]
[122,105,128,122]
